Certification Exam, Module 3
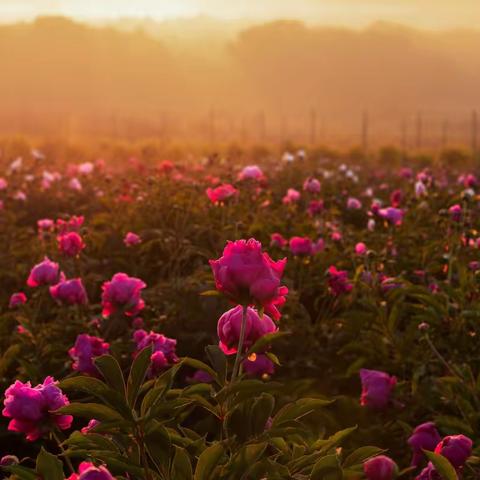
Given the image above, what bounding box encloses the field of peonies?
[0,141,480,479]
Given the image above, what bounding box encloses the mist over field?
[0,15,479,143]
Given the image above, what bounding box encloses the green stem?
[231,305,248,383]
[52,430,74,475]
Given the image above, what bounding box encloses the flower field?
[0,141,479,479]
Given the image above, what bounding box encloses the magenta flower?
[58,232,85,257]
[238,165,264,181]
[217,305,277,355]
[390,189,403,207]
[81,419,100,434]
[50,276,88,305]
[282,188,301,204]
[434,435,472,468]
[9,292,27,309]
[355,242,367,256]
[360,368,397,409]
[327,266,352,296]
[69,334,110,376]
[2,376,72,441]
[303,177,321,194]
[307,199,324,216]
[67,461,114,480]
[209,239,288,320]
[364,455,398,480]
[56,215,84,234]
[206,184,239,204]
[408,422,441,466]
[133,329,179,377]
[101,273,146,317]
[124,232,142,247]
[448,204,462,222]
[243,353,275,377]
[37,218,54,233]
[379,207,404,226]
[270,233,287,248]
[347,197,362,209]
[289,236,324,256]
[27,257,60,287]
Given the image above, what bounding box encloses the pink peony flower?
[2,376,72,441]
[448,204,462,222]
[56,215,84,234]
[124,232,142,247]
[133,329,179,377]
[9,292,27,308]
[307,199,324,216]
[206,184,239,204]
[408,422,441,467]
[67,461,115,480]
[238,165,264,181]
[209,239,288,320]
[289,237,324,256]
[347,197,362,209]
[327,266,352,295]
[360,368,397,409]
[364,455,398,480]
[27,257,60,287]
[243,353,275,377]
[355,242,367,256]
[390,189,403,207]
[379,207,404,226]
[282,188,301,204]
[303,177,321,194]
[270,233,287,248]
[101,273,146,317]
[50,276,88,305]
[434,435,472,468]
[37,218,55,233]
[69,334,110,376]
[58,232,85,257]
[81,419,100,434]
[217,305,277,355]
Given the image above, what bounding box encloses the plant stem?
[52,430,74,475]
[136,427,153,480]
[231,304,248,383]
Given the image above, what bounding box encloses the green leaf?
[182,357,219,384]
[200,290,220,296]
[343,447,386,467]
[311,454,343,480]
[145,421,172,474]
[1,465,38,480]
[223,442,268,478]
[94,354,127,395]
[205,345,227,384]
[272,398,333,427]
[247,331,290,355]
[313,426,358,452]
[250,393,275,436]
[59,376,131,419]
[194,443,224,480]
[424,451,458,480]
[127,345,152,408]
[58,402,124,422]
[171,446,193,480]
[36,448,64,480]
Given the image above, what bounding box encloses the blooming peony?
[364,455,398,480]
[206,184,239,204]
[50,276,88,305]
[69,334,110,376]
[101,273,146,317]
[58,231,85,257]
[27,257,60,287]
[124,232,142,247]
[360,368,397,409]
[209,239,288,320]
[67,461,115,480]
[217,305,277,355]
[408,422,441,467]
[2,376,72,441]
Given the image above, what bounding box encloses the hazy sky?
[0,0,479,29]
